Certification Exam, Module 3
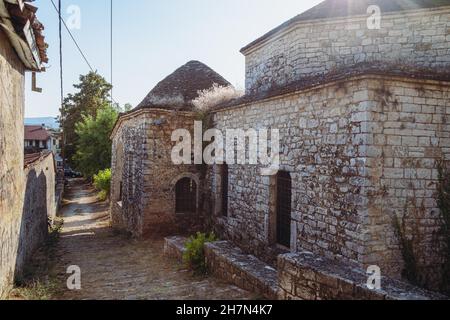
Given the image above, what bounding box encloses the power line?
[50,0,119,106]
[50,0,95,73]
[58,0,66,167]
[110,0,113,106]
[58,0,63,107]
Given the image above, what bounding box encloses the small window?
[127,154,135,200]
[175,178,197,214]
[222,164,229,217]
[276,171,292,248]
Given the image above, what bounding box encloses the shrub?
[74,106,118,178]
[183,232,217,275]
[192,84,243,113]
[93,168,112,201]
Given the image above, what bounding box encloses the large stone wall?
[210,74,450,290]
[111,113,147,236]
[15,153,56,283]
[244,7,450,93]
[211,77,373,266]
[111,109,204,237]
[278,251,446,300]
[0,29,55,298]
[363,77,450,289]
[0,28,26,298]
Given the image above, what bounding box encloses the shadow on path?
[55,179,253,300]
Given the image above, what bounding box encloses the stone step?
[164,236,188,262]
[278,252,448,300]
[164,237,278,299]
[204,241,278,300]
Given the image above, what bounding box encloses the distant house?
[24,125,63,168]
[24,125,51,152]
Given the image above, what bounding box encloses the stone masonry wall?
[363,77,450,290]
[111,110,203,238]
[111,114,147,237]
[210,75,450,290]
[244,7,450,93]
[211,77,375,267]
[278,251,447,300]
[0,28,25,298]
[15,153,56,283]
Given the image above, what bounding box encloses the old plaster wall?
[0,28,26,298]
[15,153,56,283]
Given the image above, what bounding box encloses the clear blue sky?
[25,0,323,118]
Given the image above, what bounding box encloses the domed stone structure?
[110,61,230,237]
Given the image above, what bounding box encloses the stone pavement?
[54,179,253,300]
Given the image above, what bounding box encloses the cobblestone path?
[54,179,253,300]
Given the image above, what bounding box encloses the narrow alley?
[53,179,252,300]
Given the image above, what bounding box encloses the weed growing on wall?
[393,209,420,286]
[437,164,450,294]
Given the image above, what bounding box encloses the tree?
[74,105,118,178]
[59,72,112,163]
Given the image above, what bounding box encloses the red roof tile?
[24,125,50,141]
[24,151,52,168]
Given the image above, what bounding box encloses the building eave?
[214,67,450,113]
[240,5,450,56]
[0,0,47,71]
[110,108,196,140]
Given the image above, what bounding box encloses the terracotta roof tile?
[25,125,50,141]
[24,151,51,168]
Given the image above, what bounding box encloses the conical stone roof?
[136,60,231,111]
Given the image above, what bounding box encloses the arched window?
[276,171,292,248]
[175,178,197,214]
[222,164,229,217]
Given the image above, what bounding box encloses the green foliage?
[60,72,113,163]
[74,106,118,178]
[393,212,420,286]
[183,232,217,275]
[93,169,112,201]
[48,218,63,244]
[10,279,59,300]
[121,103,133,112]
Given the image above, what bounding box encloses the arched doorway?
[175,177,197,214]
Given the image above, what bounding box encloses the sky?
[25,0,323,118]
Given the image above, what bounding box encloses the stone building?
[112,0,450,294]
[0,0,48,298]
[110,60,230,237]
